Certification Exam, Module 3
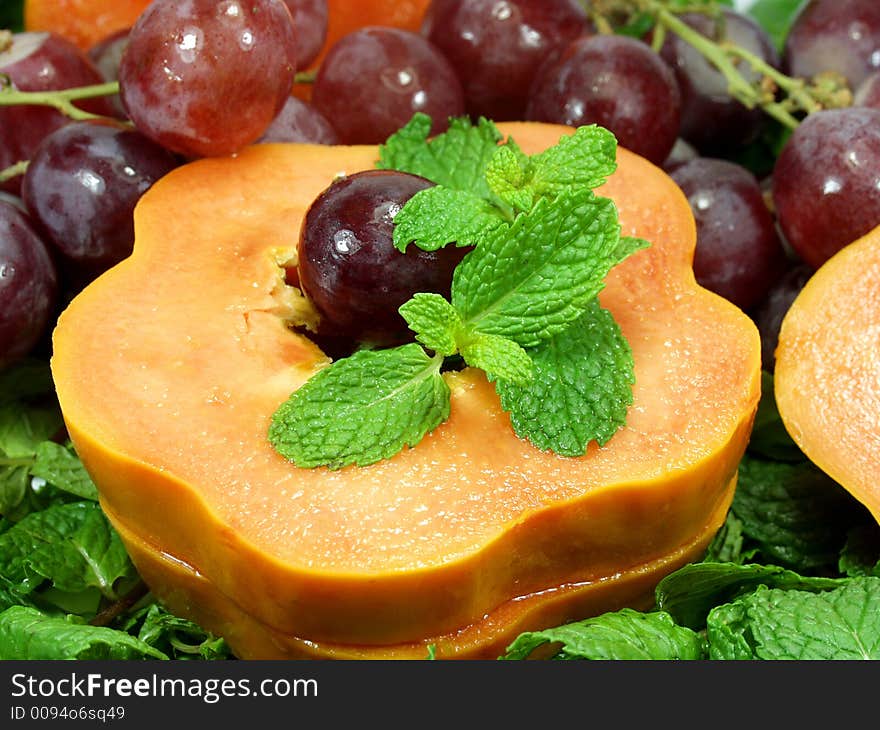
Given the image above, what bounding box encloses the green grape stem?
[585,0,853,129]
[0,159,27,184]
[0,79,121,121]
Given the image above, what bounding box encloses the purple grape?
[751,262,813,372]
[117,0,298,158]
[421,0,592,121]
[257,96,339,145]
[284,0,328,69]
[0,200,58,368]
[312,27,465,144]
[772,106,880,269]
[659,8,780,155]
[784,0,880,90]
[671,157,787,311]
[0,31,115,194]
[297,170,468,346]
[88,28,130,119]
[21,120,180,278]
[526,34,681,166]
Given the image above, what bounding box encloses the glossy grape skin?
[854,71,880,108]
[670,158,787,311]
[284,0,328,69]
[297,170,469,346]
[21,120,180,278]
[117,0,298,158]
[257,96,339,145]
[659,9,779,155]
[312,27,464,144]
[0,32,114,194]
[784,0,880,90]
[751,262,812,372]
[421,0,592,121]
[88,29,130,119]
[0,200,58,368]
[772,107,880,270]
[526,34,681,166]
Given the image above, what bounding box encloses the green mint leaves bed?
[269,114,647,469]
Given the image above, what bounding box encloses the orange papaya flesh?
[50,123,762,655]
[774,225,880,522]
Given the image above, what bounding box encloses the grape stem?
[0,80,121,122]
[585,0,853,129]
[0,160,27,184]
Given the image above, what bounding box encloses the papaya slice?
[23,0,148,50]
[774,225,880,522]
[50,122,761,658]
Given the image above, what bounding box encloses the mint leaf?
[124,603,232,660]
[0,401,63,459]
[496,300,634,455]
[0,605,168,660]
[31,441,99,501]
[0,501,134,606]
[378,113,503,197]
[399,293,462,356]
[528,124,618,195]
[500,609,704,660]
[485,143,534,213]
[458,331,533,386]
[655,562,846,630]
[392,186,505,252]
[704,512,757,565]
[733,454,870,573]
[0,466,30,520]
[269,344,450,469]
[707,578,880,660]
[453,190,621,348]
[839,525,880,578]
[0,358,55,404]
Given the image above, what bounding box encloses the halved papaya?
[774,225,880,523]
[50,123,762,659]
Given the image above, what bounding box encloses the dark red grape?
[0,200,58,368]
[421,0,592,121]
[772,107,880,270]
[784,0,880,90]
[0,31,115,194]
[21,120,180,279]
[297,170,468,347]
[663,138,699,174]
[670,157,787,311]
[526,34,681,166]
[284,0,328,69]
[87,29,130,119]
[751,262,813,372]
[117,0,298,158]
[659,8,780,155]
[258,96,339,145]
[854,70,880,108]
[312,27,464,144]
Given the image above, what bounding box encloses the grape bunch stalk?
[1,0,880,373]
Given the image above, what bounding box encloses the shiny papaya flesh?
[50,122,762,658]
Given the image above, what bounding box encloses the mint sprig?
[270,115,647,469]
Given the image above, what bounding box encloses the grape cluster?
[2,0,880,368]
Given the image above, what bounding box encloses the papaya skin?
[50,123,761,656]
[774,225,880,522]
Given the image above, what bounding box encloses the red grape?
[421,0,592,121]
[751,262,813,372]
[0,31,114,193]
[526,34,681,166]
[784,0,880,90]
[257,96,339,145]
[671,157,787,310]
[312,27,464,144]
[0,200,58,368]
[854,71,880,108]
[117,0,298,158]
[772,107,880,269]
[87,29,130,119]
[21,120,180,279]
[284,0,328,69]
[297,170,468,347]
[659,8,779,155]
